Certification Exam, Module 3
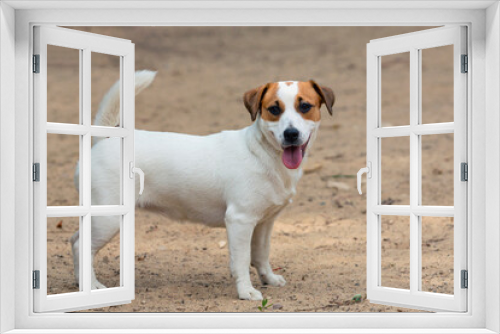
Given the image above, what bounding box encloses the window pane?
[421,133,454,206]
[421,45,454,124]
[92,215,122,290]
[381,215,410,290]
[381,52,410,127]
[381,137,410,205]
[47,45,80,124]
[47,216,80,295]
[421,216,454,294]
[47,134,80,206]
[91,136,122,206]
[92,52,121,127]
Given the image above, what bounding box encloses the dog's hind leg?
[70,230,80,286]
[90,215,121,289]
[251,218,286,287]
[70,214,121,290]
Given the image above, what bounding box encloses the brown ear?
[243,84,270,121]
[309,80,335,116]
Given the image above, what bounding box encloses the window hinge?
[461,54,468,73]
[33,270,40,289]
[461,270,468,289]
[461,162,468,181]
[33,54,40,73]
[33,163,40,182]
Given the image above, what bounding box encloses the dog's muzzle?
[281,129,310,170]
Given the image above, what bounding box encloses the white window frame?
[0,1,499,333]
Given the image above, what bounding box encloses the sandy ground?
[45,27,454,312]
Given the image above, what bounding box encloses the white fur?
[71,73,321,300]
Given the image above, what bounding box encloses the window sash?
[366,26,468,312]
[32,25,136,313]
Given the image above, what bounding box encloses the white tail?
[93,70,157,133]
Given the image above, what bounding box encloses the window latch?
[129,162,145,195]
[357,162,372,195]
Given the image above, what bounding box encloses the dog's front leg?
[225,213,263,301]
[251,219,286,287]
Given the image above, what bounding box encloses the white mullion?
[81,48,92,294]
[47,206,88,217]
[120,216,124,287]
[90,205,128,216]
[46,205,129,217]
[409,47,420,295]
[121,48,135,297]
[375,41,382,288]
[366,45,380,296]
[46,123,87,135]
[417,47,423,293]
[412,206,455,217]
[372,205,411,216]
[376,54,382,288]
[413,122,454,135]
[76,49,85,291]
[372,124,454,138]
[47,123,130,138]
[90,126,131,138]
[119,56,124,288]
[372,126,411,138]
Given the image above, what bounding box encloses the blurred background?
[45,26,454,312]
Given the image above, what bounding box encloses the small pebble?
[326,181,350,190]
[303,162,323,174]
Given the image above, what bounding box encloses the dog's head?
[243,81,335,169]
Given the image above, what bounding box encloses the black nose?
[284,127,300,143]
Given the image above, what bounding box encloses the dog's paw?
[91,280,107,290]
[261,273,286,287]
[238,286,263,300]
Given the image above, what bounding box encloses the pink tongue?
[282,146,303,169]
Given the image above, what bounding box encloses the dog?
[71,70,334,300]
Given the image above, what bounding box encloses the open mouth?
[281,136,310,169]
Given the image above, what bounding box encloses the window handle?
[357,162,372,195]
[129,162,145,195]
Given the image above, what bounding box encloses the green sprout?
[257,298,273,312]
[352,294,362,302]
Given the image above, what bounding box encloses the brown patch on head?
[285,81,294,86]
[308,80,335,116]
[295,81,333,122]
[260,83,283,121]
[244,83,281,122]
[243,83,271,121]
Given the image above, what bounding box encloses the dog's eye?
[267,106,281,116]
[299,102,312,113]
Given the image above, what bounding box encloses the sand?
[45,26,454,313]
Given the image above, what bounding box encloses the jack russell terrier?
[71,70,334,300]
